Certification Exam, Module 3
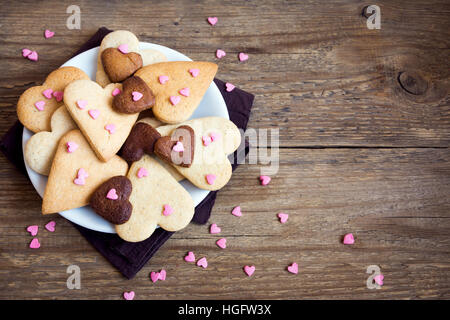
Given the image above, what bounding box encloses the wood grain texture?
[0,0,449,299]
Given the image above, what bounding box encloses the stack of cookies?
[18,30,241,242]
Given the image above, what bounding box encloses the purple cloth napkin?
[0,28,254,279]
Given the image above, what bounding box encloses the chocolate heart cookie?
[112,76,155,114]
[101,48,143,83]
[90,175,133,225]
[121,122,161,162]
[154,125,195,168]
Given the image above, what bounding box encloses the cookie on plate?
[42,130,128,214]
[135,61,218,124]
[154,117,241,190]
[96,30,167,86]
[63,80,138,162]
[24,106,77,175]
[115,155,195,242]
[17,66,89,133]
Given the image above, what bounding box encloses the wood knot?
[398,72,428,95]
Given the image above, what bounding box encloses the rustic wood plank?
[1,148,449,299]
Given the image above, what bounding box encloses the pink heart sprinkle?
[132,91,143,101]
[210,223,221,234]
[26,225,38,236]
[202,135,212,146]
[77,168,88,179]
[44,29,55,39]
[34,100,45,111]
[29,238,40,249]
[74,168,88,185]
[159,269,166,281]
[287,262,298,274]
[45,221,56,232]
[172,141,184,152]
[27,51,38,61]
[343,233,355,245]
[189,68,199,77]
[210,132,221,142]
[179,87,190,97]
[66,141,78,153]
[22,48,32,57]
[118,43,129,54]
[216,49,226,59]
[197,257,208,269]
[150,271,160,283]
[105,123,116,134]
[88,109,100,119]
[53,91,63,102]
[42,88,53,99]
[277,212,289,224]
[374,274,384,286]
[216,238,227,249]
[206,174,216,185]
[73,177,86,186]
[123,291,135,300]
[225,82,235,92]
[184,251,196,262]
[260,175,271,186]
[169,95,181,106]
[137,167,148,178]
[207,17,218,26]
[106,188,119,200]
[231,206,242,217]
[239,52,249,62]
[76,99,88,109]
[244,265,255,277]
[112,88,121,96]
[163,204,174,216]
[159,75,169,84]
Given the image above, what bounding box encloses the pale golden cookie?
[96,30,167,86]
[115,155,195,242]
[135,61,218,124]
[64,80,138,162]
[155,117,241,190]
[42,130,128,214]
[17,66,89,133]
[24,106,77,175]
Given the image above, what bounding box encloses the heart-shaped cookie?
[90,176,132,224]
[101,48,143,83]
[96,30,167,87]
[154,125,195,168]
[42,130,128,214]
[24,106,77,175]
[115,155,195,242]
[120,122,161,162]
[17,66,89,133]
[112,76,155,114]
[155,117,241,190]
[135,61,218,124]
[64,80,138,162]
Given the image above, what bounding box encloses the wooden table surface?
[0,0,449,300]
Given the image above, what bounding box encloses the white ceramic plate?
[22,42,228,233]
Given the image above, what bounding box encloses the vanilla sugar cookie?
[154,117,241,191]
[96,30,167,86]
[17,66,89,133]
[63,80,138,162]
[24,106,77,175]
[135,61,218,124]
[115,155,195,242]
[42,130,128,214]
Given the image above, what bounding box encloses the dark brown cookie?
[120,122,161,162]
[101,48,143,83]
[90,176,133,225]
[154,125,195,168]
[112,76,155,114]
